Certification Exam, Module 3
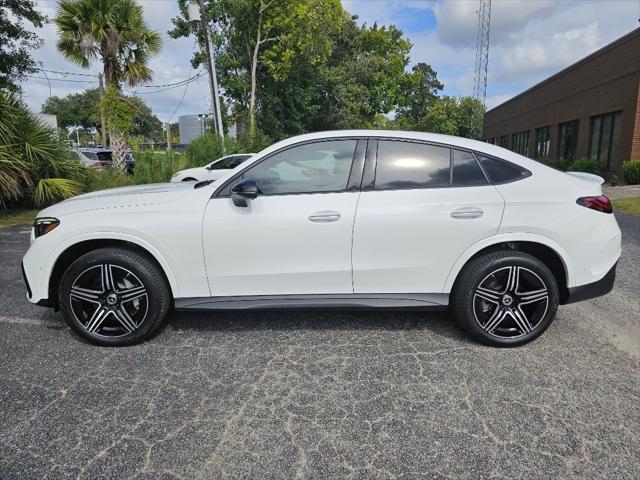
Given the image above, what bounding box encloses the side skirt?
[174,293,449,311]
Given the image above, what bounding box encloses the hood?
[38,182,195,217]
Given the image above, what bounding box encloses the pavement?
[603,184,640,200]
[0,214,638,479]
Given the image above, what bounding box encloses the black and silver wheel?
[451,251,559,346]
[58,247,171,346]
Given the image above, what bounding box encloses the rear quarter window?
[476,154,530,184]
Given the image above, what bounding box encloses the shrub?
[0,91,84,208]
[622,160,640,184]
[538,157,568,171]
[608,174,620,187]
[567,157,603,176]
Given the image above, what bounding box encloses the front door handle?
[308,211,341,223]
[451,207,483,219]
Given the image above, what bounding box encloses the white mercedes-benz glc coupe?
[22,130,621,347]
[170,153,254,182]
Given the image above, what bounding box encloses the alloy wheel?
[472,266,549,338]
[69,264,148,338]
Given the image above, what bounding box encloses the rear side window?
[476,154,530,184]
[452,150,488,186]
[375,140,450,189]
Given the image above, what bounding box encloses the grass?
[612,197,640,216]
[0,209,39,228]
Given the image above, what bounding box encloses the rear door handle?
[451,207,483,219]
[308,211,341,223]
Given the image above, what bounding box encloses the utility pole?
[98,73,107,147]
[192,0,225,153]
[166,122,172,151]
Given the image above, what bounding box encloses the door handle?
[451,207,483,219]
[308,211,341,223]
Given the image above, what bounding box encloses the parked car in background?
[170,153,254,182]
[24,130,620,347]
[73,147,135,173]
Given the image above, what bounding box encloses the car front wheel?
[451,251,559,347]
[58,247,171,346]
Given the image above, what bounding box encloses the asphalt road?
[1,214,638,479]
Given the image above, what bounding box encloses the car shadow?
[161,308,471,344]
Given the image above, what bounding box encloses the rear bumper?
[564,262,616,304]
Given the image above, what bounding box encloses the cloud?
[19,0,640,122]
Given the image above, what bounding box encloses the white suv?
[22,130,621,346]
[170,153,254,182]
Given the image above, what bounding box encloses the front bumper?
[564,262,617,304]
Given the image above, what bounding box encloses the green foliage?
[0,91,84,208]
[99,87,136,133]
[33,178,84,206]
[55,0,161,88]
[608,174,620,187]
[538,157,568,171]
[82,168,135,192]
[0,0,46,92]
[567,157,603,176]
[623,160,640,184]
[396,63,443,127]
[410,96,484,139]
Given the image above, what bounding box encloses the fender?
[41,231,180,299]
[442,232,573,292]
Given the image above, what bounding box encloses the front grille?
[21,262,32,299]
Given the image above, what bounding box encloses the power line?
[25,75,96,84]
[129,71,206,95]
[40,69,99,78]
[168,69,194,124]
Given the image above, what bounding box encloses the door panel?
[203,193,358,296]
[202,138,364,297]
[352,186,504,293]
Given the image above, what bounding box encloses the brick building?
[483,28,640,173]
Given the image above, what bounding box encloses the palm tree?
[55,0,161,88]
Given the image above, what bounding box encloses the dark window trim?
[557,119,580,161]
[212,137,366,198]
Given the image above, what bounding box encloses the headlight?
[33,217,60,238]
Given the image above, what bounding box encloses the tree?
[55,0,161,88]
[170,0,343,140]
[42,88,164,142]
[99,87,136,170]
[415,96,486,140]
[0,0,46,92]
[396,63,444,128]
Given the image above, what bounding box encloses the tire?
[451,250,559,347]
[58,247,171,346]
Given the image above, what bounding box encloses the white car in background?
[23,130,620,347]
[170,153,254,182]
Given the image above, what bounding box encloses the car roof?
[257,130,545,173]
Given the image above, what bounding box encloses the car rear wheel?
[451,251,559,347]
[58,247,171,346]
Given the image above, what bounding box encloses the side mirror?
[230,178,259,207]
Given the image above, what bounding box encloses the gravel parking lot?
[1,214,638,479]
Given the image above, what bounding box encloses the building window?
[511,131,530,156]
[534,126,550,158]
[499,135,508,148]
[589,111,622,170]
[558,120,580,161]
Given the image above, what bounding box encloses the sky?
[20,0,640,123]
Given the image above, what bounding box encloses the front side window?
[375,140,450,190]
[558,120,580,161]
[243,140,357,195]
[477,154,530,184]
[452,150,488,186]
[589,111,621,170]
[535,126,550,158]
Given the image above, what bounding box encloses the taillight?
[576,195,613,214]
